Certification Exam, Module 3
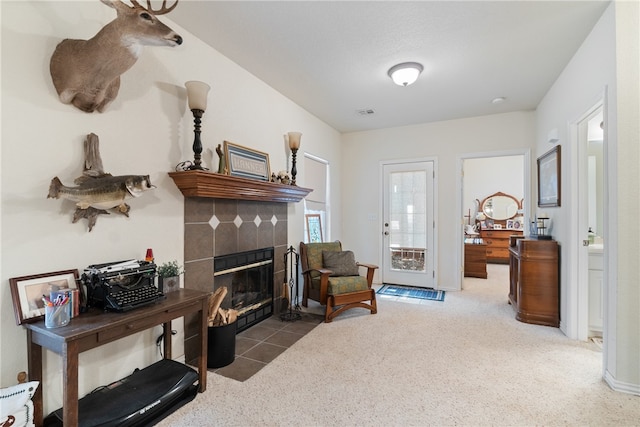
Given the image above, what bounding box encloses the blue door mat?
[377,284,445,301]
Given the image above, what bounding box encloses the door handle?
[384,231,389,236]
[583,240,590,246]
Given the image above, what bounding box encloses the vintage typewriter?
[82,259,165,312]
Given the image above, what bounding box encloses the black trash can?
[207,321,236,368]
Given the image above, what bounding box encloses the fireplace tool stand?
[280,245,302,322]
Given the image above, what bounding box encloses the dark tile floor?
[210,312,324,382]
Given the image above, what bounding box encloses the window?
[303,154,329,243]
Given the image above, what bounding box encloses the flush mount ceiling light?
[388,62,423,86]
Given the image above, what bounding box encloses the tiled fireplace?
[169,170,312,366]
[181,197,288,365]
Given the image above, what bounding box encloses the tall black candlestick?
[290,148,298,186]
[188,109,205,170]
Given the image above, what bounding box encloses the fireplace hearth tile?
[213,356,266,382]
[258,316,289,330]
[282,319,323,335]
[265,330,304,347]
[210,313,323,382]
[235,336,261,355]
[239,324,280,341]
[242,342,287,364]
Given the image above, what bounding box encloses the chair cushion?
[312,275,370,296]
[322,250,359,276]
[305,242,342,278]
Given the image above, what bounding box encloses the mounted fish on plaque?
[47,133,155,231]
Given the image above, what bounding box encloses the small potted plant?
[157,260,183,294]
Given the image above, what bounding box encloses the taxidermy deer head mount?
[50,0,183,113]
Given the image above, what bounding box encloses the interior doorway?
[459,150,529,290]
[575,100,605,342]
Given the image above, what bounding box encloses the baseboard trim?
[604,370,640,396]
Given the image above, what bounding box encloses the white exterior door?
[382,161,435,288]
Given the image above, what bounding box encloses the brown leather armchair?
[299,241,377,322]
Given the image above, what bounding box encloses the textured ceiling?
[169,1,610,133]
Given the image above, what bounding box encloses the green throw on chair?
[299,241,378,322]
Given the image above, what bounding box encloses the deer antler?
[101,0,178,15]
[145,0,179,15]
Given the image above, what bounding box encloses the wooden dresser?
[464,243,487,278]
[480,229,522,263]
[508,238,559,327]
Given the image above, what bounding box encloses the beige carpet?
[157,265,639,426]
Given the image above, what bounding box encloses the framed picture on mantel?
[224,140,271,182]
[537,145,561,207]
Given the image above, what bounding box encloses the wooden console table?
[508,239,559,327]
[24,289,209,427]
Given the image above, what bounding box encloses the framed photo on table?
[537,145,561,207]
[223,141,271,181]
[9,269,79,325]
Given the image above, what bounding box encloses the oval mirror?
[480,192,520,220]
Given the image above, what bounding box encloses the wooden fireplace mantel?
[169,170,312,203]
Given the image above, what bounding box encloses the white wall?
[535,2,639,392]
[341,111,535,289]
[611,0,639,392]
[463,155,525,221]
[535,1,616,342]
[0,1,340,413]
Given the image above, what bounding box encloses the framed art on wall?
[537,145,561,207]
[223,140,271,181]
[9,269,79,325]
